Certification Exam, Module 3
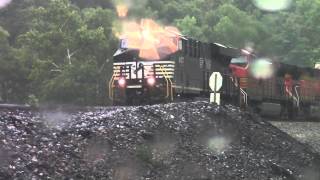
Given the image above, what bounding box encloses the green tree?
[17,0,117,105]
[0,27,29,103]
[175,15,203,40]
[211,4,268,48]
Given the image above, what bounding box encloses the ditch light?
[147,77,156,86]
[118,78,126,88]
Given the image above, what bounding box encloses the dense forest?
[0,0,319,105]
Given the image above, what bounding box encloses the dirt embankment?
[0,102,320,180]
[271,121,320,154]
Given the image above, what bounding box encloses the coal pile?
[0,102,320,180]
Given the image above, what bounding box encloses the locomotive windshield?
[230,56,248,67]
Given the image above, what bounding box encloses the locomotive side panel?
[247,77,287,102]
[173,39,211,95]
[173,39,241,97]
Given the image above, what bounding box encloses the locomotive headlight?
[147,77,156,86]
[118,78,126,87]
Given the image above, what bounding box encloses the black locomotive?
[109,37,249,105]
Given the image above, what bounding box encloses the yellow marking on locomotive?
[108,71,117,101]
[159,65,174,101]
[239,78,248,88]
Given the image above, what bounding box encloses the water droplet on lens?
[253,0,292,11]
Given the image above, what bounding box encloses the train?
[230,56,320,118]
[109,37,320,118]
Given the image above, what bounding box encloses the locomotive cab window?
[230,57,248,67]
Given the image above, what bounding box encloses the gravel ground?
[0,102,320,180]
[271,121,320,154]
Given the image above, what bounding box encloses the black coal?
[0,102,319,180]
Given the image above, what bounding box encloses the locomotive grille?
[113,61,175,80]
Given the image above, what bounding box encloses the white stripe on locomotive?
[113,61,175,80]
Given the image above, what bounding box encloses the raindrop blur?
[0,0,12,9]
[116,4,128,18]
[244,42,255,53]
[250,58,274,79]
[41,111,72,129]
[252,0,292,11]
[119,19,181,60]
[207,136,230,154]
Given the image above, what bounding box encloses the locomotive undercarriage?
[111,71,318,120]
[113,88,169,105]
[246,93,318,120]
[112,78,174,105]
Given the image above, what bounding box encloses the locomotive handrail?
[229,75,247,108]
[294,85,300,108]
[240,88,248,107]
[159,65,174,101]
[108,72,117,101]
[160,65,173,100]
[158,65,169,98]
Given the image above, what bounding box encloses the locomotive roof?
[275,61,320,79]
[113,48,178,61]
[183,37,241,58]
[113,48,139,60]
[113,37,252,70]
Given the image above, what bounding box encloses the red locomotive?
[229,57,320,118]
